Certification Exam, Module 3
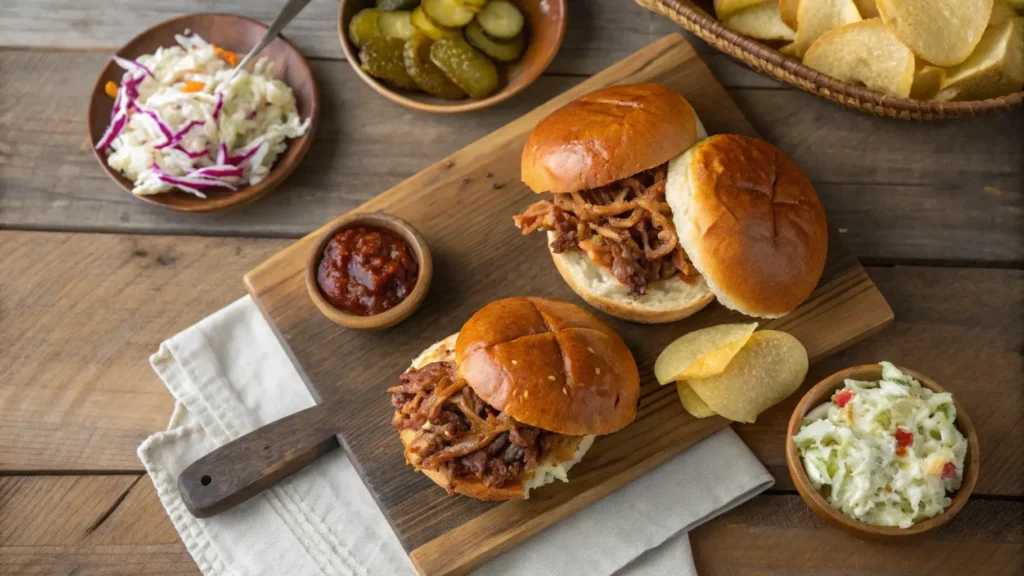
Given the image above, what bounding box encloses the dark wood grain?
[177,404,340,518]
[2,49,1020,264]
[689,494,1024,576]
[243,34,892,575]
[87,14,319,213]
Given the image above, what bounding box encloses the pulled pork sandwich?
[515,84,828,321]
[388,297,639,500]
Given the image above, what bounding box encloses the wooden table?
[1,2,1021,574]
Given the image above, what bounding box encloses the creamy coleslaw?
[794,362,966,528]
[96,33,309,198]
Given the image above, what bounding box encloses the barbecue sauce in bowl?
[316,226,419,316]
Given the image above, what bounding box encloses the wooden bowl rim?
[305,212,433,330]
[785,364,980,539]
[644,0,1024,119]
[87,12,320,214]
[336,0,567,114]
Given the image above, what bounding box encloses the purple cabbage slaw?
[95,54,256,196]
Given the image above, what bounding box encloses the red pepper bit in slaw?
[894,427,913,457]
[941,462,957,480]
[104,81,119,98]
[834,389,854,408]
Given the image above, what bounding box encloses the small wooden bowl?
[786,364,979,540]
[305,212,433,330]
[338,0,566,114]
[88,13,319,213]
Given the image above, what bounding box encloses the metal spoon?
[235,0,314,72]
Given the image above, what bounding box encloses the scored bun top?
[521,84,699,194]
[455,297,639,435]
[666,134,828,318]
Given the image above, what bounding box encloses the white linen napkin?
[138,296,773,576]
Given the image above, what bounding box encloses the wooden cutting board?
[244,34,893,576]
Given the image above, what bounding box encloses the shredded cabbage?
[97,33,310,198]
[794,362,966,528]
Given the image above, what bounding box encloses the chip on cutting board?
[654,323,758,384]
[676,381,718,418]
[685,330,808,423]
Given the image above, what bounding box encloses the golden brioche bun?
[521,83,699,194]
[666,134,828,318]
[397,333,595,500]
[455,297,639,435]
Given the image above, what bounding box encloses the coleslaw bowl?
[785,364,979,540]
[88,13,319,214]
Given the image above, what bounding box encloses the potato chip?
[677,381,718,418]
[654,323,758,384]
[686,330,809,423]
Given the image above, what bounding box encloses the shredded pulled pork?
[513,163,699,296]
[388,361,554,493]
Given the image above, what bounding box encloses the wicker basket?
[636,0,1024,120]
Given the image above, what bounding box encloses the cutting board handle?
[176,403,340,518]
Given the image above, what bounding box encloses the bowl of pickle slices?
[339,0,567,113]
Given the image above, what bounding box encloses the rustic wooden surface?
[1,0,1022,573]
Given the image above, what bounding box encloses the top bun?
[521,84,699,194]
[454,297,639,435]
[666,134,828,318]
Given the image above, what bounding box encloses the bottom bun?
[398,333,595,500]
[547,231,715,323]
[401,428,595,500]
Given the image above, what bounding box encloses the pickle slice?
[476,0,524,39]
[411,6,460,40]
[377,0,420,11]
[379,10,416,40]
[404,35,467,99]
[360,36,420,90]
[459,0,488,6]
[465,19,524,62]
[430,37,499,98]
[422,0,476,27]
[349,8,382,49]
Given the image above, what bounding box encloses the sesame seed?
[511,360,518,365]
[562,387,568,395]
[588,347,595,354]
[547,375,556,381]
[595,367,601,375]
[523,391,529,400]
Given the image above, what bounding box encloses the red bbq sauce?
[317,226,418,316]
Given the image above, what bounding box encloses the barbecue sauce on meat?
[513,164,699,296]
[388,361,554,492]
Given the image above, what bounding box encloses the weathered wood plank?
[0,474,198,575]
[0,0,697,75]
[1,230,1021,497]
[0,230,289,472]
[738,266,1024,497]
[2,49,1020,262]
[689,494,1024,576]
[0,474,1019,575]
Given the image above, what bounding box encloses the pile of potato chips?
[655,324,808,423]
[714,0,1024,101]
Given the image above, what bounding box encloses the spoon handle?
[235,0,315,72]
